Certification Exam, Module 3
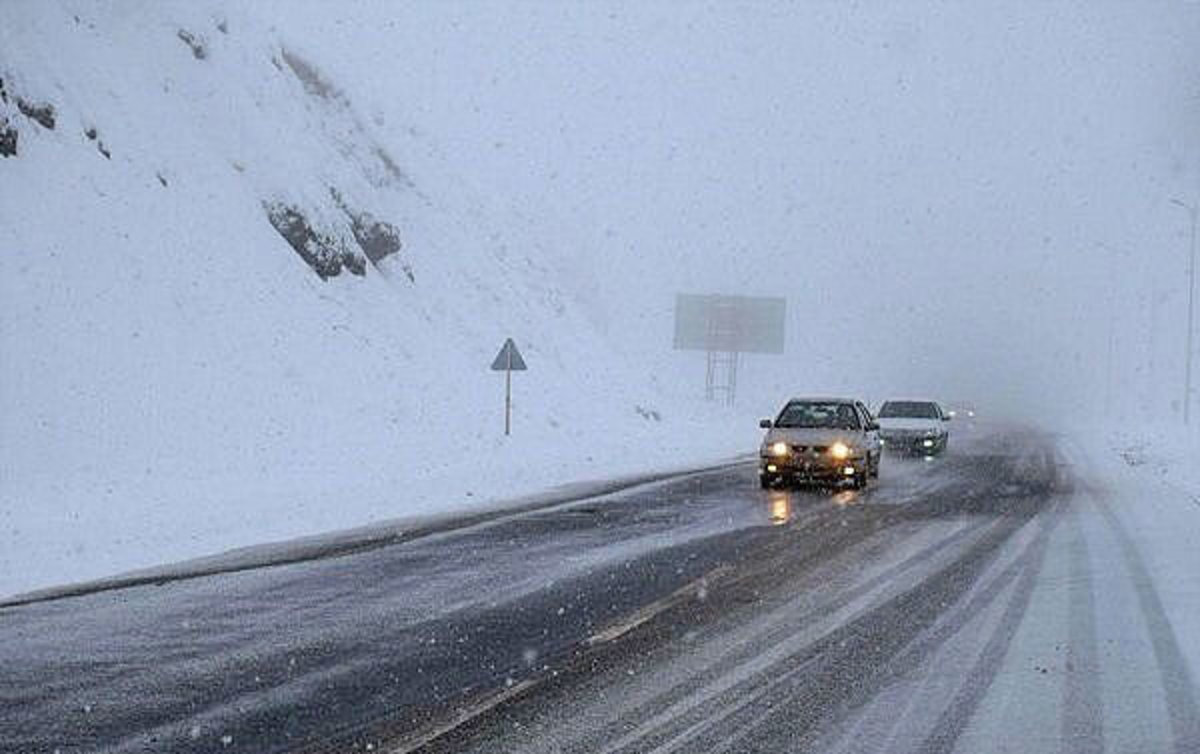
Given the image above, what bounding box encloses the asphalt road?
[2,424,1198,753]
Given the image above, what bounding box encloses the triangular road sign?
[490,338,527,371]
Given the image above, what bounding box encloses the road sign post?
[490,338,527,436]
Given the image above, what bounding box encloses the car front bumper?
[880,433,946,454]
[759,454,865,482]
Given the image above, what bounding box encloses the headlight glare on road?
[830,442,851,460]
[770,442,790,457]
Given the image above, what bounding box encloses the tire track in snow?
[1064,433,1200,753]
[642,497,1058,753]
[913,499,1062,754]
[1062,498,1105,754]
[819,497,1060,754]
[585,516,1000,754]
[1090,486,1200,753]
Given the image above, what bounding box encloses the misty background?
[276,0,1200,420]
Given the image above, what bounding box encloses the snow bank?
[0,2,754,598]
[1070,424,1200,684]
[1102,422,1200,499]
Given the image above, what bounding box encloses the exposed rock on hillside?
[176,29,207,60]
[84,126,110,158]
[16,98,54,130]
[0,119,16,157]
[278,48,412,190]
[280,49,340,102]
[351,213,400,264]
[635,405,663,421]
[264,201,366,280]
[329,187,413,280]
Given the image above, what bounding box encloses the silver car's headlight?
[768,441,790,457]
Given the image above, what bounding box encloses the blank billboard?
[673,294,786,354]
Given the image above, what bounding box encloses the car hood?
[764,427,862,446]
[877,417,943,432]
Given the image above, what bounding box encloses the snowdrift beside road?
[0,3,747,598]
[1104,424,1200,508]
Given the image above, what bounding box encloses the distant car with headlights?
[876,400,949,455]
[758,397,881,489]
[945,401,977,421]
[945,401,974,425]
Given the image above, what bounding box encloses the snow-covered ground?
[1071,424,1200,685]
[1103,423,1200,503]
[0,3,762,599]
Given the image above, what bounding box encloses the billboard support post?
[674,294,785,406]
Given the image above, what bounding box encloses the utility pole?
[1170,198,1197,426]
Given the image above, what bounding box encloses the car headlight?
[769,441,790,457]
[830,441,851,460]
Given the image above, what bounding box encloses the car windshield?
[775,402,860,429]
[878,401,940,419]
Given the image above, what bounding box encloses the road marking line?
[384,564,735,753]
[586,565,735,647]
[384,678,538,754]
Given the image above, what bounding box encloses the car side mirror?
[942,415,951,422]
[869,422,880,431]
[759,419,773,429]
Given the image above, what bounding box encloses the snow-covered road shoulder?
[0,454,749,608]
[1062,429,1200,696]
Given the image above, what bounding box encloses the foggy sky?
[272,1,1200,420]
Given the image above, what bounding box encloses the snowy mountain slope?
[0,2,746,598]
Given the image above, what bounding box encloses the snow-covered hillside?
[0,2,748,598]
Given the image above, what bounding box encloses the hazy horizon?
[267,0,1200,421]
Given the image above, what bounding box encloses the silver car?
[876,399,950,455]
[758,397,882,489]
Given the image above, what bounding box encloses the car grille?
[789,445,829,454]
[881,429,928,438]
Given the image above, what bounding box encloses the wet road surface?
[2,424,1198,753]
